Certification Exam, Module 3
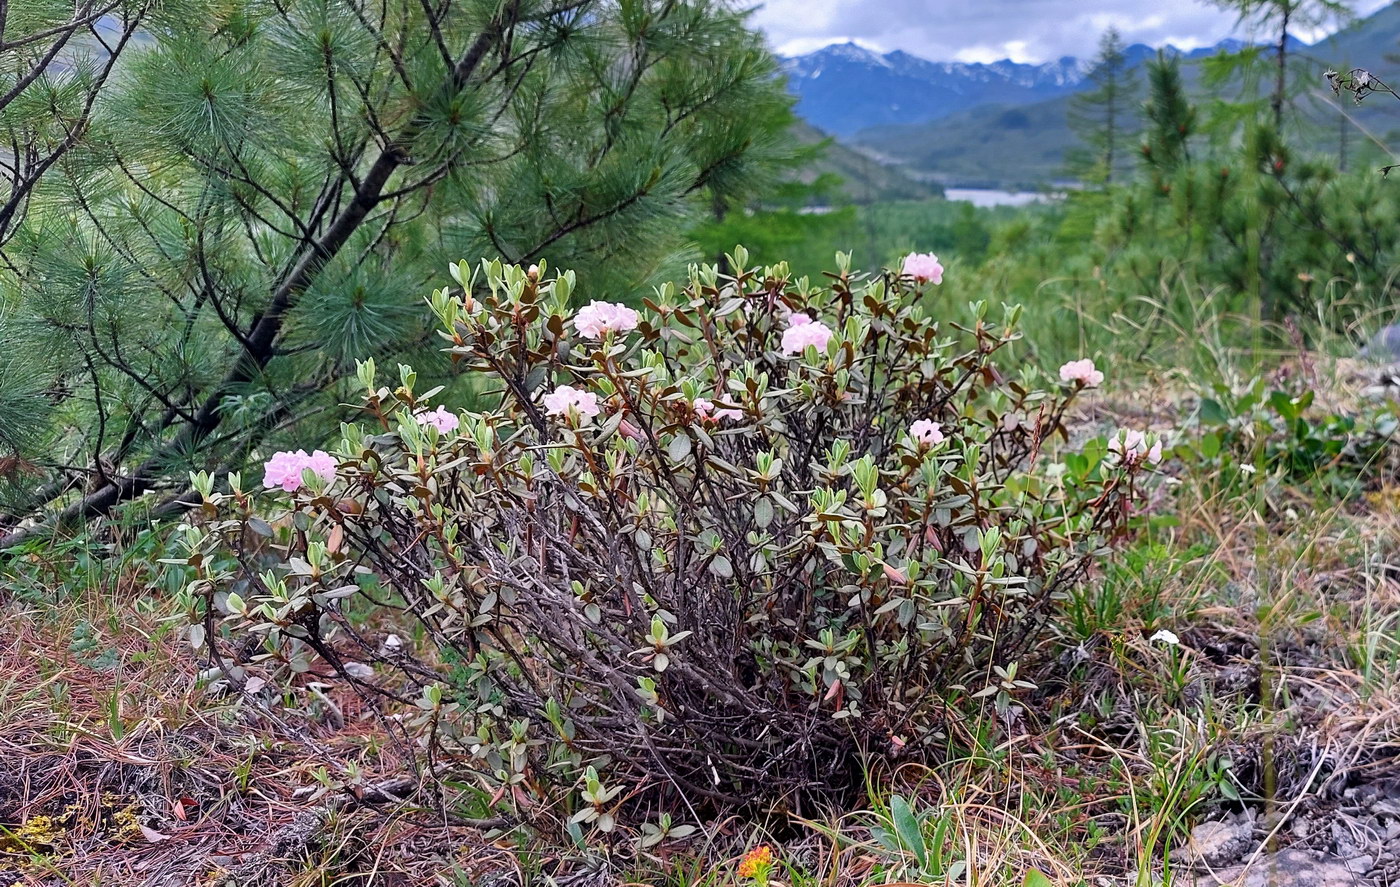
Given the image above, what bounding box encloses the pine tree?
[0,0,794,543]
[0,1,150,504]
[1140,53,1197,179]
[1067,28,1140,185]
[0,1,151,247]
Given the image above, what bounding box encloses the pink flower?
[693,397,743,424]
[1108,429,1162,466]
[542,384,601,422]
[902,252,944,285]
[909,419,944,448]
[304,450,338,483]
[415,405,460,434]
[262,449,337,493]
[781,315,834,355]
[1059,358,1104,388]
[572,300,640,339]
[263,450,306,492]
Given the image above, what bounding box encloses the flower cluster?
[262,449,337,492]
[737,845,774,880]
[902,252,944,285]
[1109,428,1163,466]
[780,314,834,355]
[415,405,460,433]
[1325,67,1383,105]
[573,300,640,339]
[1059,358,1104,388]
[543,384,601,421]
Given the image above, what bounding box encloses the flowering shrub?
[171,252,1151,821]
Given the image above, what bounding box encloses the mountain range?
[782,39,1246,138]
[782,2,1400,189]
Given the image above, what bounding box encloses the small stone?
[1362,325,1400,361]
[1372,797,1400,816]
[1345,854,1373,874]
[343,661,374,679]
[1173,814,1254,868]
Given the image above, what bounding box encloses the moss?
[0,813,65,853]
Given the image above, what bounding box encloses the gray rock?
[1361,325,1400,361]
[1189,849,1360,886]
[1173,814,1255,868]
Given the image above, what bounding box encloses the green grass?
[692,197,1037,282]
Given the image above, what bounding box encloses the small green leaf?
[890,795,927,869]
[754,497,774,528]
[929,814,949,873]
[564,819,585,848]
[1021,868,1055,887]
[1199,432,1220,459]
[1269,390,1297,421]
[667,434,692,462]
[1199,398,1229,425]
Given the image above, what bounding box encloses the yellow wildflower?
[737,844,773,879]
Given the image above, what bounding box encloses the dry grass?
[0,571,508,886]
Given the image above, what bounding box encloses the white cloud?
[749,0,1394,62]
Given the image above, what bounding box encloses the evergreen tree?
[1140,53,1197,179]
[0,0,150,499]
[1208,0,1351,131]
[1066,28,1140,185]
[0,0,793,544]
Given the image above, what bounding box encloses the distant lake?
[944,188,1061,208]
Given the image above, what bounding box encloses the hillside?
[853,97,1081,189]
[790,120,937,202]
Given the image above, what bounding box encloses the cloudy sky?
[751,0,1395,63]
